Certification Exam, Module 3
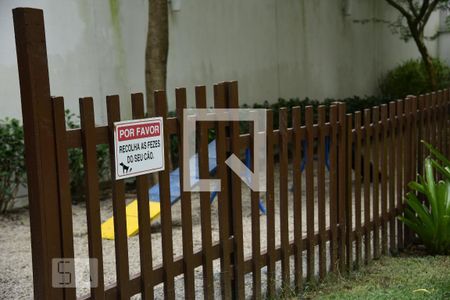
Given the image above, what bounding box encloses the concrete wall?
[438,10,450,65]
[0,0,445,123]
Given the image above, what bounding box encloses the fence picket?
[279,107,290,285]
[52,97,77,300]
[292,106,303,289]
[265,110,276,297]
[441,91,447,154]
[213,84,232,299]
[363,108,371,265]
[329,105,338,272]
[195,86,215,299]
[106,95,131,300]
[80,97,106,300]
[227,81,246,299]
[337,104,347,272]
[444,90,447,155]
[411,97,418,191]
[404,98,414,244]
[354,111,362,269]
[437,92,444,156]
[249,110,262,299]
[131,93,154,300]
[372,106,380,259]
[444,90,448,154]
[388,102,397,253]
[318,106,327,278]
[396,100,404,249]
[431,93,437,150]
[425,94,432,156]
[154,91,175,300]
[380,105,388,255]
[442,89,450,157]
[440,91,447,155]
[345,113,353,272]
[175,88,196,299]
[305,106,315,280]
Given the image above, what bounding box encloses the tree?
[384,0,450,90]
[145,0,169,184]
[145,0,169,116]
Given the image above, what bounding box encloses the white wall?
[438,10,450,65]
[0,0,445,123]
[0,0,145,123]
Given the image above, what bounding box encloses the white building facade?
[0,0,448,122]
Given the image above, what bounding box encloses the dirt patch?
[1,162,377,299]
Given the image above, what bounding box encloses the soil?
[1,162,367,299]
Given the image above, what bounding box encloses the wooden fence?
[14,7,450,300]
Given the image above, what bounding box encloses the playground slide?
[101,141,220,240]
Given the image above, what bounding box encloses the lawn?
[299,252,450,299]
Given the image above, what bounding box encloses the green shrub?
[0,118,26,213]
[399,141,450,254]
[0,111,111,212]
[248,95,391,129]
[379,58,450,100]
[65,110,110,202]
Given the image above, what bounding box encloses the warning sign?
[113,117,165,179]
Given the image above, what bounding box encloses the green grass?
[297,254,450,299]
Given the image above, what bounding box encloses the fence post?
[13,8,64,299]
[223,81,236,298]
[226,81,245,299]
[337,103,347,273]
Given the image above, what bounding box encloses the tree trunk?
[145,0,169,116]
[145,0,168,185]
[410,27,438,90]
[417,40,437,91]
